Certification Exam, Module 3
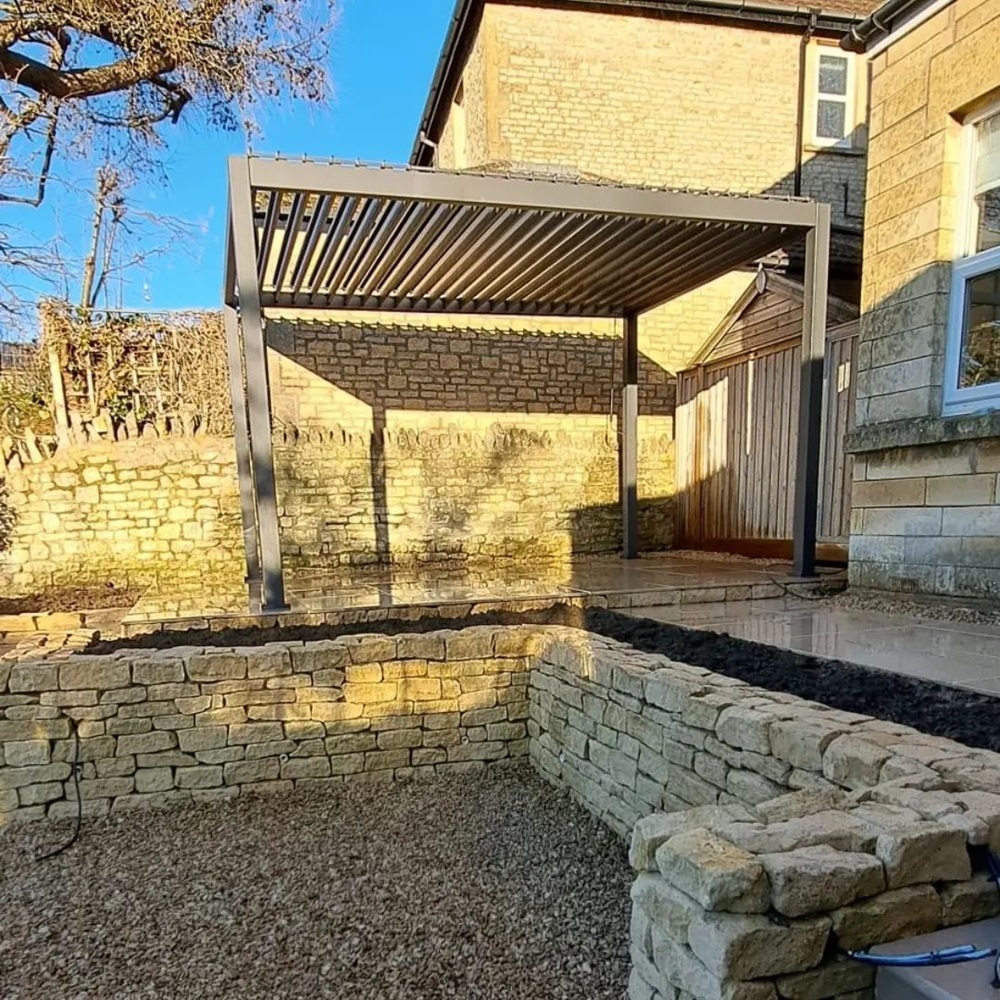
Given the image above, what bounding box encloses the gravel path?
[0,768,631,1000]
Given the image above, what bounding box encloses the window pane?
[976,188,1000,252]
[818,55,848,96]
[959,268,1000,389]
[816,100,846,140]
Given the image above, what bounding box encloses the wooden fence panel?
[675,320,857,553]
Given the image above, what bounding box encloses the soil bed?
[0,583,140,615]
[86,604,1000,754]
[0,769,630,1000]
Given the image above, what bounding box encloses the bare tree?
[0,1,335,206]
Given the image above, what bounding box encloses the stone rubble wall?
[272,421,675,570]
[0,437,245,596]
[0,625,532,823]
[521,627,1000,1000]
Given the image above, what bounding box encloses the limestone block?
[645,672,705,714]
[177,726,228,752]
[683,693,737,732]
[377,729,422,750]
[18,782,64,806]
[59,659,130,691]
[954,791,1000,850]
[247,648,293,679]
[716,708,771,755]
[875,823,971,888]
[652,931,777,1000]
[135,768,173,793]
[186,653,248,682]
[345,664,382,684]
[116,731,176,756]
[328,753,365,775]
[630,805,755,872]
[775,957,875,1000]
[823,737,891,790]
[714,812,878,854]
[771,721,847,772]
[4,740,51,767]
[223,758,279,785]
[9,663,59,692]
[132,661,185,685]
[446,629,494,660]
[831,886,941,951]
[631,873,703,942]
[341,682,397,704]
[938,873,1000,927]
[174,766,224,789]
[655,829,769,913]
[397,633,447,660]
[687,909,830,980]
[324,734,377,755]
[0,718,70,741]
[760,846,886,918]
[280,757,330,780]
[756,790,847,825]
[727,769,786,806]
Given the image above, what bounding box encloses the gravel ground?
[0,768,631,1000]
[834,586,1000,627]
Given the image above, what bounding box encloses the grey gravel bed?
[834,586,1000,626]
[0,767,631,1000]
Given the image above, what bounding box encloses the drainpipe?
[793,11,819,198]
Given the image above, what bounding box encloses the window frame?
[810,46,856,150]
[943,102,1000,416]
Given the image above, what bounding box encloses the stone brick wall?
[0,624,531,822]
[0,438,244,596]
[850,438,1000,596]
[848,0,1000,597]
[266,316,676,567]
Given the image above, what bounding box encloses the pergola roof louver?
[224,156,831,613]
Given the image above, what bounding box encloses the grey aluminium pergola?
[223,155,831,613]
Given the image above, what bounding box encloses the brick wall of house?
[849,0,1000,597]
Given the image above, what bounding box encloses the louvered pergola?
[223,155,831,613]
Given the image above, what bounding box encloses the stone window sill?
[846,410,1000,454]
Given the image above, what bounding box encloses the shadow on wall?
[265,319,676,569]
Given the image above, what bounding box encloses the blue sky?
[7,0,456,317]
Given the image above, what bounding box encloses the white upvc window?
[812,49,855,149]
[943,106,1000,415]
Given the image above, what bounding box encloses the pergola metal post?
[622,311,639,560]
[791,203,831,578]
[228,158,288,612]
[223,302,263,611]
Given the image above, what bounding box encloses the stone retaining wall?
[8,622,1000,1000]
[522,627,1000,1000]
[0,625,532,822]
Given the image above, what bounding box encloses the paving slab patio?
[628,597,1000,696]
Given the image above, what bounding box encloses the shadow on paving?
[86,605,1000,755]
[0,769,631,1000]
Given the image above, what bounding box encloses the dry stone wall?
[0,437,244,596]
[523,629,1000,1000]
[0,625,531,823]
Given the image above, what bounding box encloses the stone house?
[843,0,1000,597]
[411,0,874,374]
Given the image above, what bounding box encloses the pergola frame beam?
[225,156,830,611]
